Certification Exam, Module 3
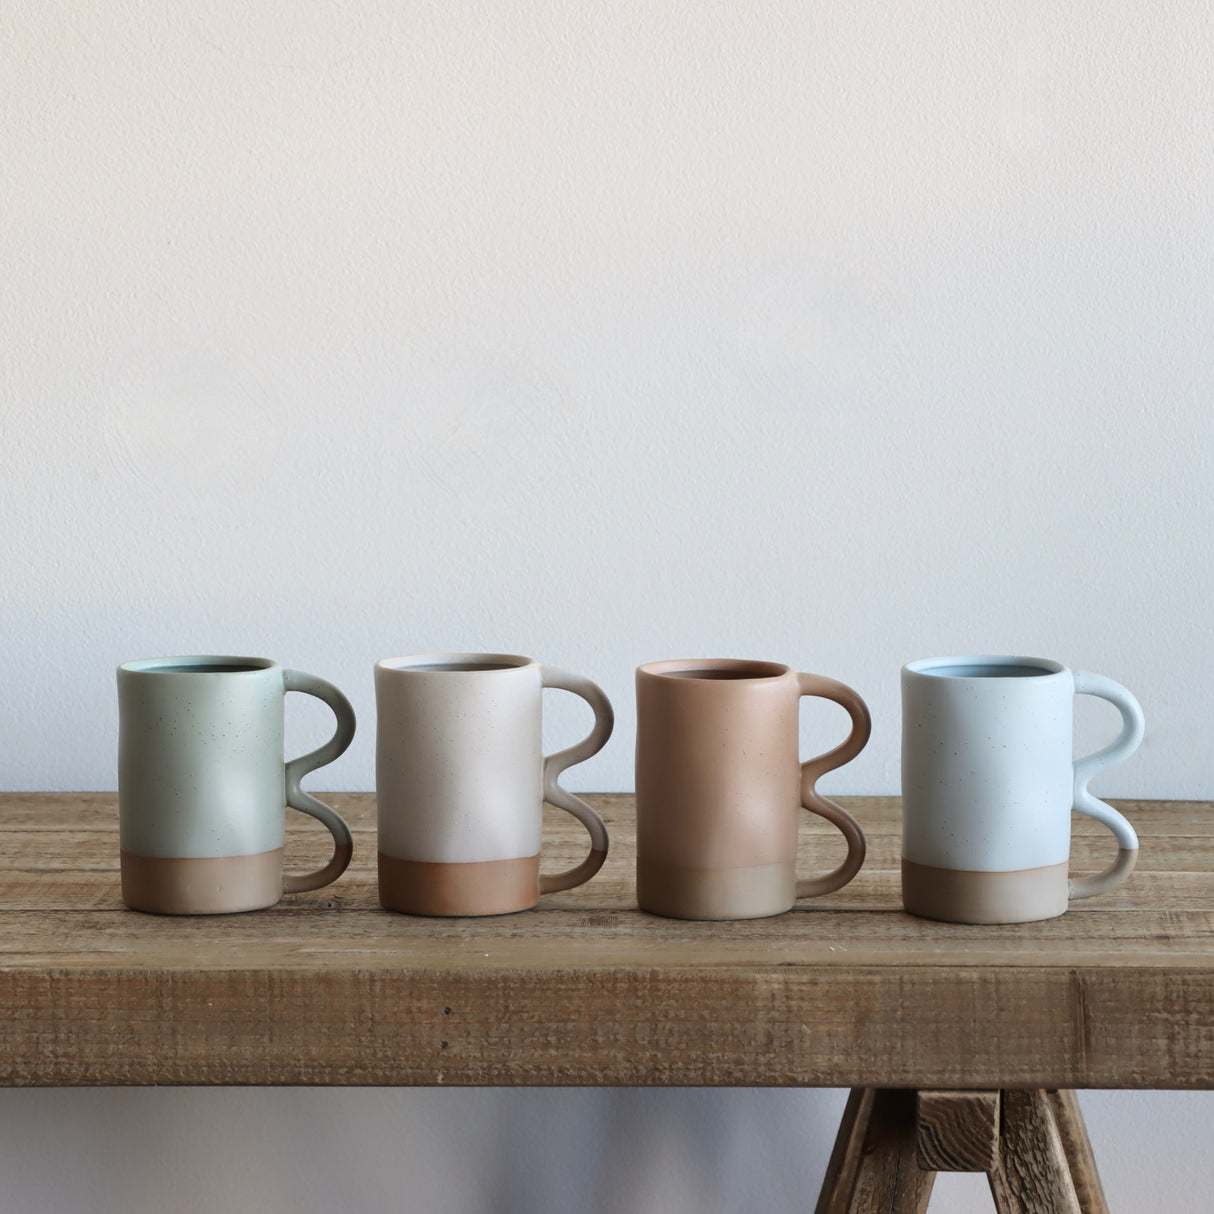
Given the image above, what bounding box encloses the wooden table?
[1,794,1210,1212]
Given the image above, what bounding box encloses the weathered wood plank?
[0,965,1209,1088]
[0,795,1208,1087]
[0,905,1211,968]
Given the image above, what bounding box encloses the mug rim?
[119,655,277,675]
[903,654,1066,680]
[638,657,791,682]
[376,652,536,674]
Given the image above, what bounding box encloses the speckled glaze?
[900,655,1144,923]
[117,656,355,914]
[635,658,871,920]
[374,653,613,915]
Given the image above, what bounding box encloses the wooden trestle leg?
[815,1089,935,1214]
[1046,1090,1110,1214]
[814,1088,1108,1214]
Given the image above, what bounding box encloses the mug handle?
[281,669,357,894]
[537,665,614,894]
[795,673,870,898]
[1068,670,1144,900]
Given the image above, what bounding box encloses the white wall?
[2,3,1211,1210]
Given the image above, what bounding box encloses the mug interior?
[907,655,1064,680]
[643,659,787,681]
[121,656,274,675]
[378,653,533,674]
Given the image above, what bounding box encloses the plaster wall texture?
[2,3,1211,1210]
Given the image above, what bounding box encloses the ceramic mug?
[118,655,356,914]
[901,655,1144,924]
[375,653,613,915]
[635,658,871,920]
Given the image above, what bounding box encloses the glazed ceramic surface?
[374,653,613,915]
[117,656,355,914]
[900,655,1144,923]
[634,658,870,920]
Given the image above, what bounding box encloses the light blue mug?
[901,655,1144,923]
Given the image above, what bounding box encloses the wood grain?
[0,794,1210,1087]
[816,1088,935,1214]
[988,1089,1081,1213]
[915,1090,1000,1172]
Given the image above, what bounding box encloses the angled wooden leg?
[816,1089,874,1214]
[988,1089,1081,1214]
[816,1086,1108,1214]
[1047,1090,1110,1214]
[815,1088,935,1214]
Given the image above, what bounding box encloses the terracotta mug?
[118,655,356,914]
[375,653,613,915]
[635,658,871,920]
[901,655,1144,923]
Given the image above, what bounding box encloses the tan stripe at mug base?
[636,858,797,921]
[120,849,284,915]
[901,858,1070,924]
[378,853,542,916]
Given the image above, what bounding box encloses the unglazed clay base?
[121,849,283,915]
[379,852,541,916]
[901,858,1070,924]
[636,858,796,920]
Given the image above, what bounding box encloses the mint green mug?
[118,655,356,914]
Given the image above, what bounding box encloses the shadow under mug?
[635,658,871,920]
[118,655,356,914]
[901,655,1144,924]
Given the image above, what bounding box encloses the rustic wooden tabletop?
[0,794,1208,1089]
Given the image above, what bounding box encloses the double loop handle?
[281,669,357,894]
[538,665,614,894]
[795,673,871,899]
[1068,671,1145,900]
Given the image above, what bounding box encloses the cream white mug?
[901,655,1144,923]
[375,653,613,915]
